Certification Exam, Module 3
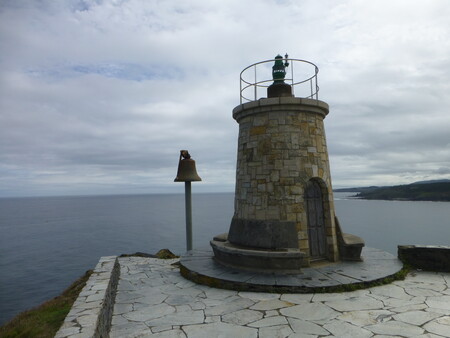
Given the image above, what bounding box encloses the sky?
[0,0,449,197]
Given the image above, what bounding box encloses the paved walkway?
[111,257,450,337]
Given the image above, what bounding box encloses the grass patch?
[0,270,93,338]
[119,248,179,259]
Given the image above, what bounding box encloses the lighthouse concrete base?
[210,239,305,273]
[180,247,404,293]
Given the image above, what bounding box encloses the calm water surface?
[0,192,449,325]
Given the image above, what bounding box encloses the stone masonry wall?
[232,97,339,263]
[55,256,119,338]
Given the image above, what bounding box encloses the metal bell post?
[174,150,202,251]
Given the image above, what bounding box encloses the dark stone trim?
[228,218,299,249]
[398,245,450,272]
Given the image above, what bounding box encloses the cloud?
[1,0,449,196]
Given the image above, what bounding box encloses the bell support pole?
[184,181,192,251]
[174,150,202,252]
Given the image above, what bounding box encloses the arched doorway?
[305,180,327,260]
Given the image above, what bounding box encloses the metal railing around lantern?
[239,57,320,104]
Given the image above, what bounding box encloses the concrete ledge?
[232,97,329,122]
[398,245,450,272]
[55,256,120,338]
[211,240,305,273]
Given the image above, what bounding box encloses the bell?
[174,150,202,182]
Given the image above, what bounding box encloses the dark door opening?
[306,180,327,259]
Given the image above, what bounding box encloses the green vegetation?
[355,182,450,201]
[154,248,179,259]
[119,248,179,259]
[0,270,92,338]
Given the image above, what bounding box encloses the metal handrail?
[239,58,319,104]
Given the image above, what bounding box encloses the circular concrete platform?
[180,247,404,293]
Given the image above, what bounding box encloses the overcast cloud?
[0,0,449,197]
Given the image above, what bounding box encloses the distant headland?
[334,180,450,202]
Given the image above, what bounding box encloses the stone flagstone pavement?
[110,257,450,338]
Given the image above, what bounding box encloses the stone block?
[278,97,303,105]
[259,97,280,106]
[252,115,268,126]
[279,169,290,179]
[312,165,318,176]
[250,126,267,136]
[228,217,299,249]
[287,204,303,213]
[255,209,266,219]
[287,213,297,221]
[398,245,450,272]
[290,186,302,195]
[270,171,280,182]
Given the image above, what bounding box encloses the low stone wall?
[398,245,450,272]
[55,256,119,338]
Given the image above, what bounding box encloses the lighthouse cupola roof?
[239,55,319,103]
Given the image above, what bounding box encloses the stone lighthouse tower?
[211,55,355,271]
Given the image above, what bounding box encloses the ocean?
[1,192,449,325]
